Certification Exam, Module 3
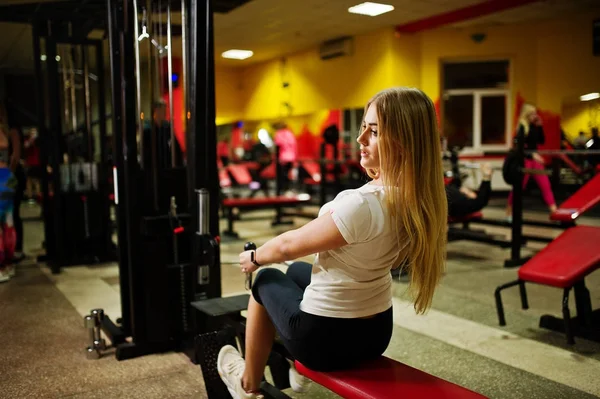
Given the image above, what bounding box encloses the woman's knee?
[251,268,284,304]
[285,261,311,276]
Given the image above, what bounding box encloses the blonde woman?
[506,104,557,219]
[217,88,448,399]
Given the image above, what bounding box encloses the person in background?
[447,163,493,218]
[217,138,231,166]
[573,131,588,149]
[0,104,25,282]
[506,104,557,220]
[24,128,42,202]
[142,101,183,170]
[274,123,297,194]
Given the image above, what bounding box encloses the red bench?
[494,225,600,344]
[221,195,311,238]
[295,357,487,399]
[550,173,600,222]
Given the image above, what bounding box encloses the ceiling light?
[222,49,254,60]
[348,2,394,17]
[40,54,47,61]
[580,92,600,101]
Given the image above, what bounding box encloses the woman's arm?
[240,212,348,273]
[9,128,21,172]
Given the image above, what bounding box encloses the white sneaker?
[6,265,15,277]
[0,268,10,283]
[217,345,264,399]
[287,359,310,393]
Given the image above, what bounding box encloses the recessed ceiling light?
[348,2,394,17]
[222,49,254,60]
[580,92,600,102]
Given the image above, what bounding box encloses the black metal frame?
[100,0,225,361]
[31,19,114,272]
[494,278,600,345]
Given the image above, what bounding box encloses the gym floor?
[1,199,600,399]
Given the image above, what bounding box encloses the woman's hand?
[239,250,260,274]
[532,152,545,165]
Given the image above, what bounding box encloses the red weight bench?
[551,173,600,222]
[494,225,600,344]
[222,195,311,238]
[295,356,487,399]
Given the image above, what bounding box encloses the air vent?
[319,36,353,60]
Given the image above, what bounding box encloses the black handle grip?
[244,242,256,291]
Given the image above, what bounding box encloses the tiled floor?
[2,201,600,399]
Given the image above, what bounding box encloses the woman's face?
[357,103,380,171]
[527,110,539,123]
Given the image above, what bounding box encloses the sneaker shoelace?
[224,357,246,379]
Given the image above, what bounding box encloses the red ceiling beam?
[395,0,544,34]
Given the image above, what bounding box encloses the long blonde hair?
[364,87,447,314]
[518,103,537,135]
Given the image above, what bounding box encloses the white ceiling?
[0,0,599,71]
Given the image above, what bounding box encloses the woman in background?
[506,104,557,220]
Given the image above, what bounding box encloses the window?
[442,61,510,152]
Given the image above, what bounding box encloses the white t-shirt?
[299,183,404,318]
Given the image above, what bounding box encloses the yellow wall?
[243,110,331,139]
[536,16,600,113]
[238,28,420,121]
[420,12,600,114]
[215,66,243,125]
[420,24,538,107]
[215,11,600,125]
[562,98,600,140]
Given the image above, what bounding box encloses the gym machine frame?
[99,0,223,361]
[32,23,115,273]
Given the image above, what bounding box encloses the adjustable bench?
[295,357,487,399]
[494,225,600,344]
[550,173,600,222]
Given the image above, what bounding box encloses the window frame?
[443,88,511,153]
[441,59,513,154]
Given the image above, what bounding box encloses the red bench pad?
[227,164,254,185]
[222,195,310,208]
[518,226,600,288]
[448,212,483,224]
[295,357,486,399]
[551,173,600,222]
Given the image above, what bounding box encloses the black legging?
[447,180,491,218]
[13,164,25,252]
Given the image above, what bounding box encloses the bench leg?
[519,281,529,310]
[223,208,239,238]
[494,280,521,326]
[562,288,575,345]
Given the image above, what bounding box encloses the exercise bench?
[550,172,600,222]
[295,357,487,399]
[494,225,600,344]
[192,296,487,399]
[447,212,512,248]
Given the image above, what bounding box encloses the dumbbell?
[244,242,257,290]
[84,315,100,359]
[90,309,107,350]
